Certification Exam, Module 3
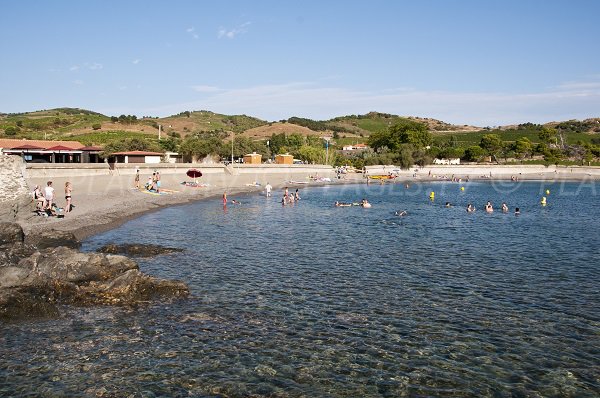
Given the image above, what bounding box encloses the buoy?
[545,189,550,195]
[541,196,547,205]
[429,191,435,200]
[460,187,465,191]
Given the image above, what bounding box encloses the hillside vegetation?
[2,107,600,167]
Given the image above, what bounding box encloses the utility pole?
[158,124,162,140]
[231,133,234,165]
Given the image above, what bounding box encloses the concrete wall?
[25,162,334,179]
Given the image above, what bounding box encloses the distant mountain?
[0,107,597,145]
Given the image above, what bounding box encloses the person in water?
[395,210,407,216]
[515,207,521,215]
[467,203,475,212]
[485,201,494,213]
[361,199,372,208]
[445,202,452,208]
[501,202,509,213]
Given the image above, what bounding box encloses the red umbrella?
[186,168,202,183]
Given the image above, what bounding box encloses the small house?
[243,152,262,164]
[275,154,293,164]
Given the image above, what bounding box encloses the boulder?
[0,242,37,268]
[0,222,25,245]
[97,243,184,257]
[1,246,189,321]
[24,229,81,250]
[0,287,60,320]
[18,247,138,284]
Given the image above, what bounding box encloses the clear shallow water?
[2,181,599,397]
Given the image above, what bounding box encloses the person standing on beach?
[156,171,161,193]
[44,181,54,210]
[265,182,272,197]
[64,182,73,213]
[134,168,140,189]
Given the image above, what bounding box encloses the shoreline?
[15,163,600,241]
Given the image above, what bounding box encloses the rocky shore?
[0,222,189,321]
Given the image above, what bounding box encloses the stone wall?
[0,155,31,221]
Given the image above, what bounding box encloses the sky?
[1,0,599,126]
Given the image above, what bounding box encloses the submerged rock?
[0,223,190,321]
[96,243,184,257]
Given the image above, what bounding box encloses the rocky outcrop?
[24,229,81,249]
[0,223,189,321]
[97,243,184,257]
[0,155,31,222]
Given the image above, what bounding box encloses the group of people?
[33,181,73,216]
[465,201,519,214]
[282,187,301,205]
[136,169,161,193]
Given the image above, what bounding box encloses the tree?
[464,146,487,162]
[514,137,533,159]
[479,134,503,161]
[4,126,18,136]
[368,119,431,151]
[295,145,325,164]
[92,123,101,130]
[538,127,556,144]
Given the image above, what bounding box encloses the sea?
[1,181,599,397]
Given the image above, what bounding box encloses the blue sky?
[1,0,599,126]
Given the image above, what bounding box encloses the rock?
[24,229,81,250]
[0,287,60,320]
[0,222,25,245]
[0,246,189,321]
[19,247,138,284]
[0,242,37,268]
[97,243,184,257]
[76,269,189,305]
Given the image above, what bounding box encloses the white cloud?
[218,21,251,39]
[186,27,199,39]
[142,79,600,126]
[191,85,222,93]
[132,59,141,65]
[88,62,103,70]
[69,65,79,71]
[73,80,84,85]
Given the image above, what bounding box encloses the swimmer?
[501,202,509,213]
[515,207,520,215]
[361,199,372,208]
[335,201,351,207]
[394,210,407,216]
[467,203,475,213]
[231,199,241,205]
[485,201,494,213]
[445,202,452,208]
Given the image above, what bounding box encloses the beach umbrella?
[186,168,202,183]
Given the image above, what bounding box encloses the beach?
[8,158,600,240]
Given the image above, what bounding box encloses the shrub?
[92,123,101,130]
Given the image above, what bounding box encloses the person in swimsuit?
[33,185,46,210]
[485,201,494,213]
[222,192,227,205]
[44,181,54,210]
[467,203,475,212]
[501,202,509,213]
[134,169,140,189]
[64,182,73,213]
